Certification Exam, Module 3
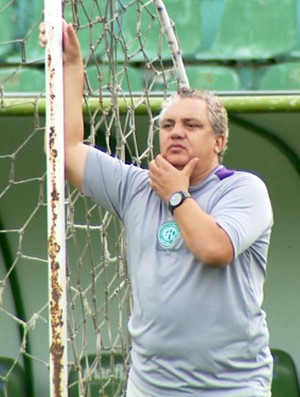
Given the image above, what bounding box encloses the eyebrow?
[182,117,202,123]
[161,117,202,124]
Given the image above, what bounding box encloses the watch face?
[170,192,183,206]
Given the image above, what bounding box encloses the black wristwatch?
[168,191,191,215]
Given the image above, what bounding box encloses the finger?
[64,22,79,49]
[148,161,156,178]
[39,22,46,34]
[183,158,199,177]
[148,167,157,191]
[149,159,156,170]
[62,20,68,52]
[154,154,172,169]
[39,22,47,47]
[39,37,47,47]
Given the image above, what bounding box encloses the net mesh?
[0,0,187,396]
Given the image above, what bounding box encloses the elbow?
[202,255,232,269]
[193,244,234,268]
[202,256,232,269]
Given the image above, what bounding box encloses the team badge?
[157,221,181,249]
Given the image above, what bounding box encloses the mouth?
[168,144,186,151]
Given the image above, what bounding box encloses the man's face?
[159,97,224,173]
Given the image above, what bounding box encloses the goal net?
[0,0,191,396]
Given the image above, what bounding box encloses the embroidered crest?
[158,221,181,249]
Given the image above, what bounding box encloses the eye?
[161,121,173,129]
[186,122,202,130]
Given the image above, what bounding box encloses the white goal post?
[44,1,68,396]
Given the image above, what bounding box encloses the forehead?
[161,97,209,121]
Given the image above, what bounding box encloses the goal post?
[44,1,68,397]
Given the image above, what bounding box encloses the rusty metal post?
[45,2,68,397]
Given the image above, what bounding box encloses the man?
[40,21,273,397]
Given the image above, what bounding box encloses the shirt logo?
[158,221,181,249]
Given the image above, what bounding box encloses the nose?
[170,123,185,139]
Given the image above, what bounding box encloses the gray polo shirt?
[83,146,273,397]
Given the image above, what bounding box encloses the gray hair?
[159,88,229,162]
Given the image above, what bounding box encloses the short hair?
[159,88,229,162]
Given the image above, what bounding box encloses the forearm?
[63,61,89,190]
[173,198,234,267]
[64,62,84,147]
[61,20,91,189]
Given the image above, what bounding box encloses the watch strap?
[168,191,191,215]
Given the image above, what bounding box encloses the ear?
[214,134,226,155]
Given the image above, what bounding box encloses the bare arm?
[149,155,234,267]
[171,197,234,267]
[40,20,89,191]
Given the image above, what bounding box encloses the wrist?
[63,59,83,70]
[168,191,191,215]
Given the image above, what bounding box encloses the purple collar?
[215,167,235,180]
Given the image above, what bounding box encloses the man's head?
[157,88,229,184]
[159,88,229,163]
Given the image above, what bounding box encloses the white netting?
[0,0,189,396]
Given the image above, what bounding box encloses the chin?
[168,159,187,170]
[162,153,189,168]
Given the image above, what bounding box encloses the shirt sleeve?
[213,172,273,258]
[83,146,148,219]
